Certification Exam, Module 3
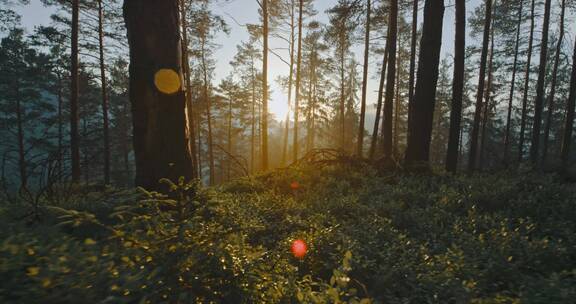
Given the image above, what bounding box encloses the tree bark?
[530,0,552,166]
[382,0,398,158]
[446,0,465,173]
[293,0,303,161]
[98,0,111,184]
[467,0,492,174]
[70,0,81,182]
[123,0,193,190]
[518,0,536,162]
[503,0,523,165]
[404,0,445,169]
[357,0,371,156]
[560,39,576,164]
[542,0,565,163]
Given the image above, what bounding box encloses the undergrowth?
[1,162,575,303]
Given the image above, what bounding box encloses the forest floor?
[1,160,575,303]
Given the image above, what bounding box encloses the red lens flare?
[290,181,300,190]
[291,239,307,259]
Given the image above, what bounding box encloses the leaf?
[26,266,40,276]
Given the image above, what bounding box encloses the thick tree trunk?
[293,0,303,161]
[357,0,371,156]
[70,0,81,182]
[467,0,492,174]
[404,0,445,169]
[518,0,536,162]
[369,32,389,159]
[123,0,193,190]
[261,0,269,170]
[98,0,111,184]
[530,0,552,166]
[407,0,418,142]
[446,0,465,173]
[382,0,398,158]
[542,0,565,163]
[282,0,295,166]
[180,0,199,179]
[503,0,523,165]
[560,39,576,164]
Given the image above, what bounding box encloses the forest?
[1,0,576,303]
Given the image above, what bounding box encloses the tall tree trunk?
[369,31,389,159]
[251,62,256,173]
[57,73,63,179]
[282,0,295,166]
[467,0,492,174]
[15,90,27,191]
[293,0,303,161]
[382,0,398,158]
[123,0,193,190]
[404,0,445,169]
[339,41,346,150]
[227,96,233,181]
[180,0,199,179]
[306,59,314,152]
[479,23,495,170]
[542,0,565,163]
[197,113,203,179]
[201,40,215,185]
[70,0,81,182]
[357,0,371,156]
[446,0,465,173]
[407,0,418,142]
[82,119,89,184]
[530,0,552,166]
[503,0,523,165]
[519,0,536,162]
[393,50,401,155]
[261,0,269,170]
[98,0,111,184]
[560,39,576,164]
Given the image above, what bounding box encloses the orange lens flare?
[154,69,181,94]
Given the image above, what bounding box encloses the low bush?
[1,163,575,303]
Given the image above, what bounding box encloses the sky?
[14,0,486,127]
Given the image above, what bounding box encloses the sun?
[269,98,290,121]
